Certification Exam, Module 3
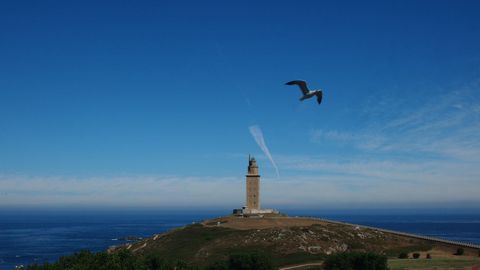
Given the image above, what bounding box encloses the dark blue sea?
[1,208,479,270]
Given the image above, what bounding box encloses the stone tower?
[246,156,260,210]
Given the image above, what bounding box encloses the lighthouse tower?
[232,155,278,216]
[246,156,260,210]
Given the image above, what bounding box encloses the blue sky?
[1,1,480,209]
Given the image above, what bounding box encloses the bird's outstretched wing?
[316,91,323,104]
[285,80,309,95]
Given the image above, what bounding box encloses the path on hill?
[279,261,323,270]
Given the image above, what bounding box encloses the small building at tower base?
[233,206,278,216]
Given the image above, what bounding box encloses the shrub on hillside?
[27,250,199,270]
[398,252,408,259]
[206,261,229,270]
[27,249,148,270]
[207,252,274,270]
[455,248,464,256]
[143,254,198,270]
[323,252,388,270]
[228,252,274,270]
[412,253,420,259]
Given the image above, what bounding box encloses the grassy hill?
[109,216,480,268]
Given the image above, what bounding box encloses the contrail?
[249,125,280,178]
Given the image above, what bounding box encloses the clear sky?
[1,0,480,209]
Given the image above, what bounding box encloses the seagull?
[285,80,323,104]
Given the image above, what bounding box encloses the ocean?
[1,209,479,270]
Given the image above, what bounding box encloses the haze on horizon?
[1,1,480,210]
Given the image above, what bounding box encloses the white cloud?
[298,81,480,206]
[249,125,280,178]
[0,175,244,208]
[312,81,480,161]
[1,171,478,209]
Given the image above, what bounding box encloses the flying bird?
[285,80,323,104]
